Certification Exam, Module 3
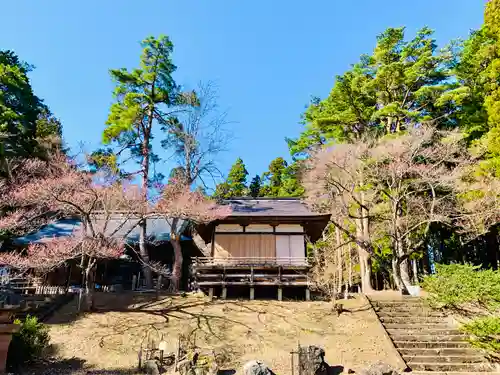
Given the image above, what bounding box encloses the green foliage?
[421,263,500,309]
[7,315,50,371]
[0,50,62,176]
[460,316,500,356]
[214,158,248,198]
[258,158,304,197]
[103,35,196,187]
[248,174,262,198]
[289,27,455,158]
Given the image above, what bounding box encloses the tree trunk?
[484,228,499,270]
[412,259,419,284]
[335,228,343,294]
[359,188,373,293]
[139,123,153,288]
[347,243,352,290]
[391,258,402,291]
[139,221,152,288]
[359,248,373,294]
[82,264,96,312]
[399,258,412,294]
[170,236,183,292]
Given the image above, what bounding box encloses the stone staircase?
[369,296,500,375]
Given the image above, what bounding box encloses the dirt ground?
[38,292,401,374]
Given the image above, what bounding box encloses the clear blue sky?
[0,1,484,189]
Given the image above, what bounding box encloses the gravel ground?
[24,293,400,374]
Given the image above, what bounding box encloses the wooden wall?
[213,234,276,258]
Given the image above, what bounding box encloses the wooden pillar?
[221,287,227,299]
[305,288,311,301]
[208,287,214,300]
[250,287,255,300]
[132,275,137,291]
[277,288,283,301]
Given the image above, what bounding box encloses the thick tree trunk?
[399,259,412,293]
[170,236,183,292]
[391,258,403,292]
[359,248,373,294]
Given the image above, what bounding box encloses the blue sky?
[1,1,484,190]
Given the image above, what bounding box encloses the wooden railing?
[193,256,310,266]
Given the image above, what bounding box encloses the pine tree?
[248,175,262,198]
[102,35,197,287]
[213,158,249,199]
[226,158,248,197]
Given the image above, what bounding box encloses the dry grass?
[42,292,400,374]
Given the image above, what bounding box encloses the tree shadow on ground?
[19,356,142,374]
[327,365,344,375]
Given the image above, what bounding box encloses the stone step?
[409,362,494,372]
[384,323,452,329]
[387,328,463,336]
[372,299,424,305]
[377,311,446,318]
[380,316,447,324]
[390,334,467,342]
[376,307,441,314]
[399,347,481,356]
[404,355,486,364]
[394,341,470,349]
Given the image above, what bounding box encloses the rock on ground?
[242,360,274,375]
[358,362,400,375]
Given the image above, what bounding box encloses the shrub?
[460,316,500,357]
[420,263,500,309]
[6,315,50,371]
[422,263,500,357]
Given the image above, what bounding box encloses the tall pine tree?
[102,35,197,287]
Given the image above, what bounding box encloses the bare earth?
[36,292,399,374]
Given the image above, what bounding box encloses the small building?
[9,215,200,291]
[194,198,331,300]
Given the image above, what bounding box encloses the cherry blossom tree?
[0,154,143,309]
[155,179,231,291]
[304,126,469,294]
[366,127,468,293]
[303,141,376,293]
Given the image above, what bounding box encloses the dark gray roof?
[222,198,323,217]
[14,216,190,245]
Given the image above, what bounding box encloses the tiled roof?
[14,216,190,245]
[222,198,324,217]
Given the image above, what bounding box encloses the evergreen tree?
[102,35,197,287]
[288,27,456,158]
[213,158,248,198]
[248,174,262,198]
[0,50,62,179]
[226,157,248,197]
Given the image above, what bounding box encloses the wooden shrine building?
[194,198,331,300]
